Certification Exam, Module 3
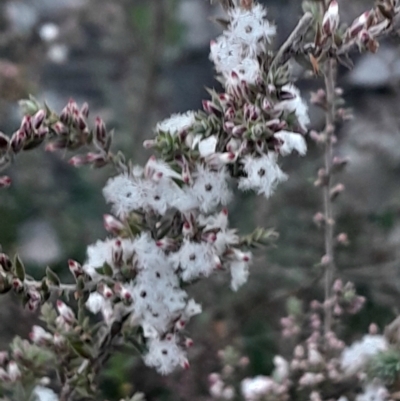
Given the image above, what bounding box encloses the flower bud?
[29,325,53,345]
[7,361,20,381]
[103,214,125,234]
[56,301,75,324]
[80,102,89,118]
[348,11,369,38]
[32,110,46,130]
[322,1,339,36]
[68,259,83,277]
[0,176,11,188]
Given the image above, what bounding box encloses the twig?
[320,1,337,335]
[25,280,76,293]
[269,12,314,72]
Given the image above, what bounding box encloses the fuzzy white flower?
[170,239,217,281]
[102,174,144,218]
[228,4,276,52]
[86,292,108,314]
[156,111,196,136]
[191,164,232,213]
[83,238,133,280]
[355,382,389,401]
[144,336,188,375]
[198,135,218,158]
[274,131,307,156]
[241,376,275,401]
[227,58,261,86]
[275,84,310,131]
[273,356,289,383]
[238,153,288,198]
[30,325,53,344]
[210,35,244,74]
[144,157,182,181]
[340,335,388,376]
[229,260,250,291]
[32,386,59,401]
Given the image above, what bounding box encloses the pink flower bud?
[103,214,125,234]
[218,152,237,163]
[185,338,194,348]
[143,139,156,149]
[52,122,68,136]
[32,110,46,130]
[0,176,11,188]
[68,259,83,277]
[112,239,123,267]
[322,1,339,36]
[95,117,107,145]
[7,361,20,381]
[369,323,379,334]
[80,102,89,118]
[68,155,88,167]
[321,254,331,265]
[348,11,369,37]
[333,279,343,292]
[56,301,75,324]
[30,325,53,344]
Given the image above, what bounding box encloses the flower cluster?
[209,281,396,401]
[85,0,309,375]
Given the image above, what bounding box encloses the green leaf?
[45,266,61,286]
[103,262,114,277]
[69,339,93,360]
[14,255,25,281]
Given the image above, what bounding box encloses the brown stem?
[320,1,337,335]
[269,12,314,72]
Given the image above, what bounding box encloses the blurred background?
[0,0,400,399]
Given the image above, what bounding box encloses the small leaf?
[103,262,113,277]
[69,339,93,360]
[46,266,61,286]
[14,255,25,281]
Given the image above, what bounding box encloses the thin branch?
[320,1,337,335]
[269,12,314,71]
[25,280,76,293]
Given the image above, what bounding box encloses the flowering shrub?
[0,0,398,400]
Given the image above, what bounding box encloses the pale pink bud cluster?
[280,315,300,338]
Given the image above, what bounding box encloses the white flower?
[198,209,229,231]
[32,386,59,401]
[86,292,107,314]
[227,58,261,86]
[275,84,310,131]
[210,35,244,74]
[198,135,218,158]
[355,382,389,401]
[340,335,388,376]
[273,356,289,383]
[183,299,202,319]
[102,174,145,218]
[213,229,239,255]
[7,361,21,381]
[30,325,53,344]
[83,238,134,280]
[229,260,250,291]
[156,111,196,136]
[241,376,275,401]
[274,131,307,156]
[144,336,188,375]
[144,157,182,181]
[238,154,288,198]
[170,239,216,281]
[228,4,276,53]
[103,170,194,216]
[191,164,232,213]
